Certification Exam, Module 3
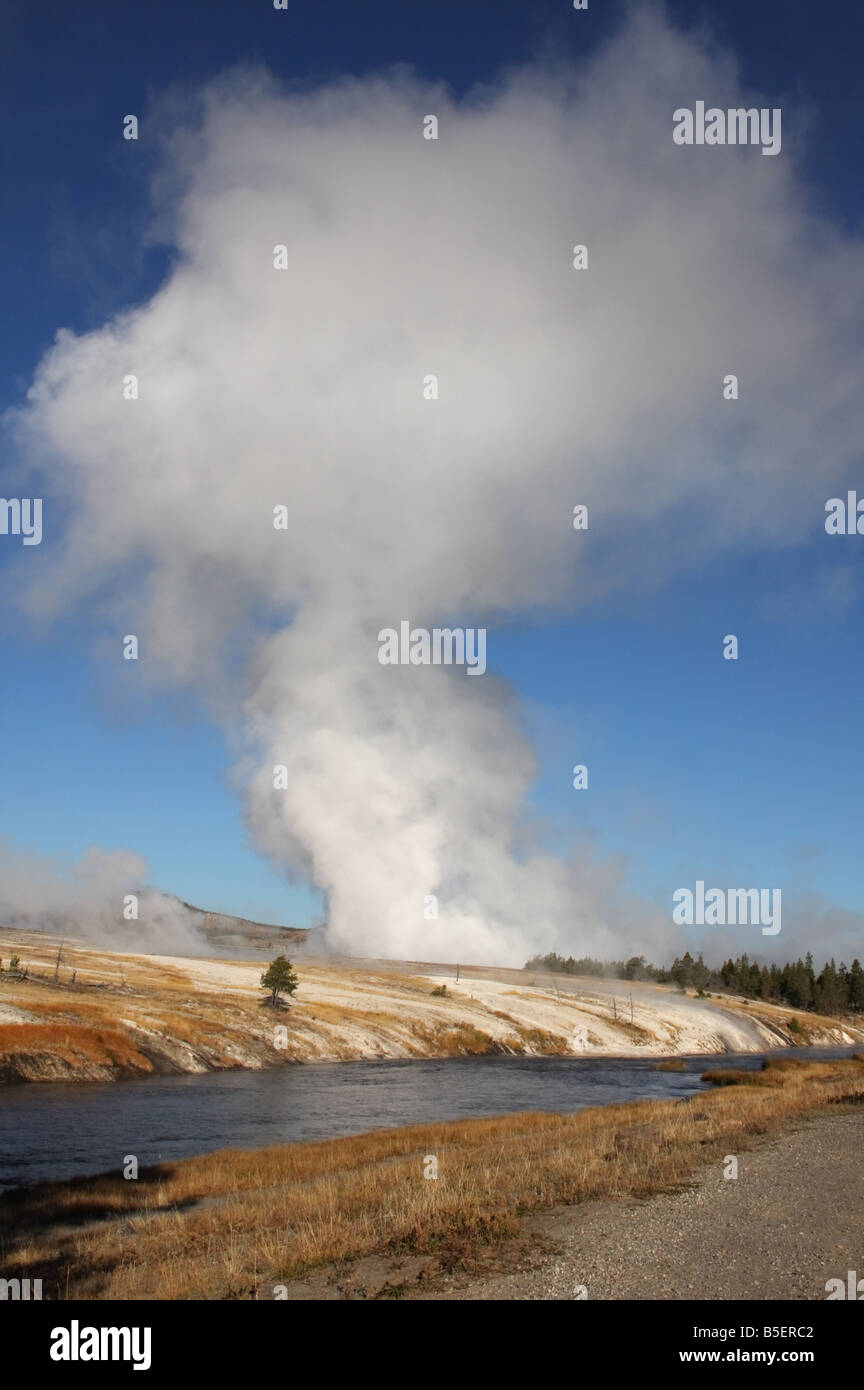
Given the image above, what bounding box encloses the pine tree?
[848,960,864,1012]
[260,956,299,1008]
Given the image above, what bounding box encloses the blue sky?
[1,0,862,948]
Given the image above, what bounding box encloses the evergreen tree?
[261,955,299,1007]
[848,960,864,1012]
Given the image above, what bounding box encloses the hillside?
[0,927,860,1083]
[189,903,310,956]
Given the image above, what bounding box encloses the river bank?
[2,1055,862,1300]
[417,1105,864,1301]
[1,928,861,1085]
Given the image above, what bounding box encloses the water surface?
[0,1046,855,1189]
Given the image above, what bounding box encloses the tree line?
[525,950,864,1016]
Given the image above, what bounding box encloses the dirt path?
[417,1107,864,1300]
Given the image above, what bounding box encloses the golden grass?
[4,1056,863,1300]
[511,1025,571,1054]
[712,993,854,1040]
[0,1023,152,1072]
[703,1067,774,1087]
[604,1017,654,1044]
[433,1024,502,1055]
[13,999,124,1021]
[0,942,285,1078]
[301,1002,397,1027]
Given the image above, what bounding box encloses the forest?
[525,951,864,1016]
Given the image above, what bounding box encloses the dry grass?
[711,992,855,1043]
[0,935,286,1079]
[436,1024,506,1055]
[0,1023,152,1072]
[511,1025,571,1054]
[302,1002,396,1027]
[603,1017,655,1044]
[12,999,129,1022]
[3,1056,863,1300]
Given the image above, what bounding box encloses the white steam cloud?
[0,843,205,953]
[9,10,864,964]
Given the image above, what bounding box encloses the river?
[0,1046,856,1189]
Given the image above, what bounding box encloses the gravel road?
[419,1107,864,1300]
